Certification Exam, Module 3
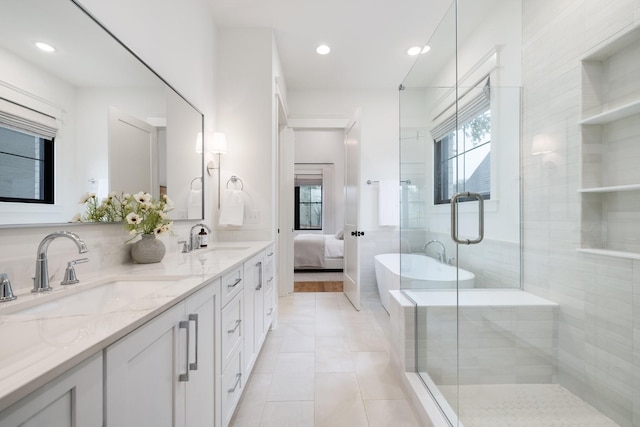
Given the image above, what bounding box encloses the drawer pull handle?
[256,261,263,291]
[179,320,190,382]
[227,319,242,334]
[267,308,273,316]
[227,278,242,289]
[228,373,242,393]
[189,314,199,371]
[267,277,273,283]
[267,252,274,257]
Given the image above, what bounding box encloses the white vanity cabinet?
[105,280,219,427]
[0,353,103,427]
[0,243,277,427]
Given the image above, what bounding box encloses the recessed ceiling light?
[34,42,55,53]
[407,45,431,56]
[316,44,331,55]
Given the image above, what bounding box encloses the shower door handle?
[450,192,484,245]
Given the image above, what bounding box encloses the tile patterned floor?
[439,384,620,427]
[229,292,421,427]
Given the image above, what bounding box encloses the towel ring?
[226,176,244,190]
[190,176,203,190]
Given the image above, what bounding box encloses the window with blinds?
[294,173,323,230]
[432,77,491,204]
[0,98,57,204]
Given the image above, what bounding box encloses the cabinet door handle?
[228,373,242,393]
[189,313,198,371]
[256,261,263,291]
[179,320,190,382]
[228,278,242,289]
[227,319,242,334]
[267,308,273,316]
[267,252,274,257]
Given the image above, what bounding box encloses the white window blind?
[294,173,323,186]
[431,76,490,142]
[0,97,57,139]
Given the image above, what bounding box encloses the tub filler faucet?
[33,231,89,293]
[424,240,446,263]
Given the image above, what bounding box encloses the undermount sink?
[0,275,187,367]
[2,275,186,317]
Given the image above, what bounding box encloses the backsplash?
[0,223,192,294]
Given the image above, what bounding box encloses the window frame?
[294,183,323,231]
[433,110,491,205]
[0,130,55,205]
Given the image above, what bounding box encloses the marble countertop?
[0,240,272,413]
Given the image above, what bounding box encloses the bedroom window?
[294,173,323,230]
[432,76,491,205]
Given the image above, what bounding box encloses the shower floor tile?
[438,383,619,427]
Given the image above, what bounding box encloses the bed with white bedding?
[294,233,344,270]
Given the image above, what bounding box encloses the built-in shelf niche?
[579,25,640,258]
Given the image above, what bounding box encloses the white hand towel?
[378,180,399,226]
[219,189,244,226]
[187,189,202,219]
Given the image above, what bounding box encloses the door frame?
[279,115,351,296]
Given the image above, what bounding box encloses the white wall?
[0,0,218,293]
[215,28,283,242]
[294,129,345,234]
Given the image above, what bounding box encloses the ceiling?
[207,0,453,91]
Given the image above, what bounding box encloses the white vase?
[131,234,166,264]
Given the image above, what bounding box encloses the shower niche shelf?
[578,25,640,258]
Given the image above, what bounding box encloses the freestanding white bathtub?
[374,253,475,312]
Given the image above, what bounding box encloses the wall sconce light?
[206,132,228,209]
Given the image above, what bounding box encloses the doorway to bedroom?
[292,128,346,292]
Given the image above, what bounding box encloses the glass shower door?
[399,0,525,425]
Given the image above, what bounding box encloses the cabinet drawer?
[221,346,243,427]
[221,267,243,307]
[264,286,274,330]
[264,247,275,293]
[221,292,243,370]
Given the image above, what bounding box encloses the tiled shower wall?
[522,1,640,425]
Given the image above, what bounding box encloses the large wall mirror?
[0,0,204,226]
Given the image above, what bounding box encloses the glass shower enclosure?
[399,1,632,426]
[399,0,551,425]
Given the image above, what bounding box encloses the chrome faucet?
[33,231,88,293]
[188,223,212,251]
[424,240,446,263]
